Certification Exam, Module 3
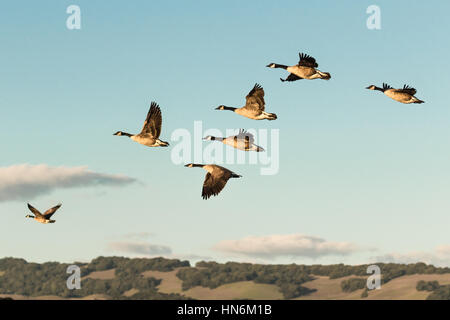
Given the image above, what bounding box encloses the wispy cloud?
[171,254,213,262]
[373,245,450,267]
[0,164,136,202]
[213,234,358,260]
[108,241,172,256]
[122,232,154,240]
[107,233,209,263]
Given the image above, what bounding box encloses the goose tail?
[157,140,170,147]
[267,113,277,120]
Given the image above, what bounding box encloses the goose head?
[113,131,123,136]
[266,63,276,68]
[203,135,215,141]
[215,105,226,110]
[366,85,376,90]
[25,215,34,219]
[184,163,204,168]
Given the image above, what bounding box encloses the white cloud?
[108,233,210,263]
[108,241,172,256]
[213,234,358,259]
[172,254,213,262]
[0,164,136,202]
[373,245,450,267]
[122,232,154,240]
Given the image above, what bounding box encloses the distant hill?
[0,256,449,300]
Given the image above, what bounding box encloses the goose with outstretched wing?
[267,52,331,82]
[26,203,62,224]
[203,129,264,152]
[366,83,424,104]
[184,164,241,200]
[215,84,277,120]
[114,102,170,147]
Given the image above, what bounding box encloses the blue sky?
[1,0,450,266]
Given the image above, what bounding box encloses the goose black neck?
[122,132,133,137]
[374,86,384,92]
[272,63,288,69]
[223,106,237,111]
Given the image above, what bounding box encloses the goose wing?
[282,73,302,82]
[202,170,230,200]
[382,83,393,91]
[27,203,43,217]
[43,204,62,218]
[244,83,265,112]
[141,102,162,138]
[235,129,254,144]
[298,53,318,68]
[397,85,417,95]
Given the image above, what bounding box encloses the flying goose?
[266,52,331,82]
[366,83,424,104]
[26,203,62,224]
[114,102,170,147]
[203,129,264,152]
[215,84,277,120]
[184,164,241,199]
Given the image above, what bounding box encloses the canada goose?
[215,84,277,120]
[184,164,241,199]
[366,83,424,104]
[113,102,170,147]
[26,203,62,224]
[266,52,331,82]
[203,129,264,152]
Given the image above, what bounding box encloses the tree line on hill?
[0,256,190,299]
[416,280,450,300]
[177,261,316,299]
[1,257,450,299]
[178,261,450,299]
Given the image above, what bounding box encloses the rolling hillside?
[0,257,449,300]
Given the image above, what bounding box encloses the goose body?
[266,52,331,82]
[215,83,277,120]
[26,203,62,224]
[184,163,241,199]
[366,83,424,104]
[204,129,264,152]
[114,102,170,147]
